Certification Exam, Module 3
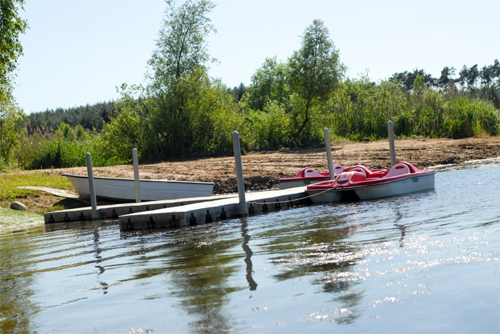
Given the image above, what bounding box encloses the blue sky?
[13,0,500,114]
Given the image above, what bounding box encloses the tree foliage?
[27,101,114,134]
[0,103,25,166]
[147,70,240,157]
[10,5,499,170]
[138,0,242,159]
[96,0,245,160]
[391,60,500,90]
[227,83,247,103]
[147,0,216,92]
[390,69,436,91]
[288,19,344,142]
[0,0,28,104]
[390,60,500,109]
[246,57,291,111]
[324,76,499,141]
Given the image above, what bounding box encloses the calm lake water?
[1,162,499,334]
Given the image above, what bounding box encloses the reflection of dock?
[44,187,310,231]
[241,218,258,291]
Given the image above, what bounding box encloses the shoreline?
[1,136,499,230]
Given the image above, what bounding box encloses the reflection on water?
[0,227,43,334]
[241,219,258,291]
[0,165,499,333]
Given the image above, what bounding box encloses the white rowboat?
[62,173,214,202]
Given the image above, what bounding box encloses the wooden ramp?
[118,187,309,231]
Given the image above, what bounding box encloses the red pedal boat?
[306,162,435,202]
[279,165,344,189]
[280,164,387,189]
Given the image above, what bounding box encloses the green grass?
[0,172,73,195]
[1,174,72,201]
[0,171,74,214]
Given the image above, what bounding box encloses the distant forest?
[27,60,500,133]
[388,61,500,108]
[26,101,115,134]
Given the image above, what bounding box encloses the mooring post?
[86,153,101,219]
[232,131,248,216]
[388,120,396,166]
[324,128,335,180]
[132,148,141,203]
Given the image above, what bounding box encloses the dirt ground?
[8,137,500,214]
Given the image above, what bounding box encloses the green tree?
[458,65,480,89]
[390,69,436,91]
[288,19,344,143]
[54,122,76,141]
[147,0,216,91]
[98,84,145,161]
[27,101,115,134]
[145,69,239,157]
[466,64,479,88]
[0,103,26,167]
[0,0,28,104]
[0,0,28,168]
[438,66,455,89]
[480,60,500,87]
[246,57,291,111]
[227,83,247,103]
[75,124,87,140]
[139,0,239,158]
[102,0,222,160]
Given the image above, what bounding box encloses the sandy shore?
[5,136,500,215]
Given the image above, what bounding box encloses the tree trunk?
[291,95,311,145]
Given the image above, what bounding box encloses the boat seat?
[333,164,345,175]
[350,167,367,177]
[303,168,323,178]
[385,163,411,178]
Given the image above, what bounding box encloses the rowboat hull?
[62,174,214,202]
